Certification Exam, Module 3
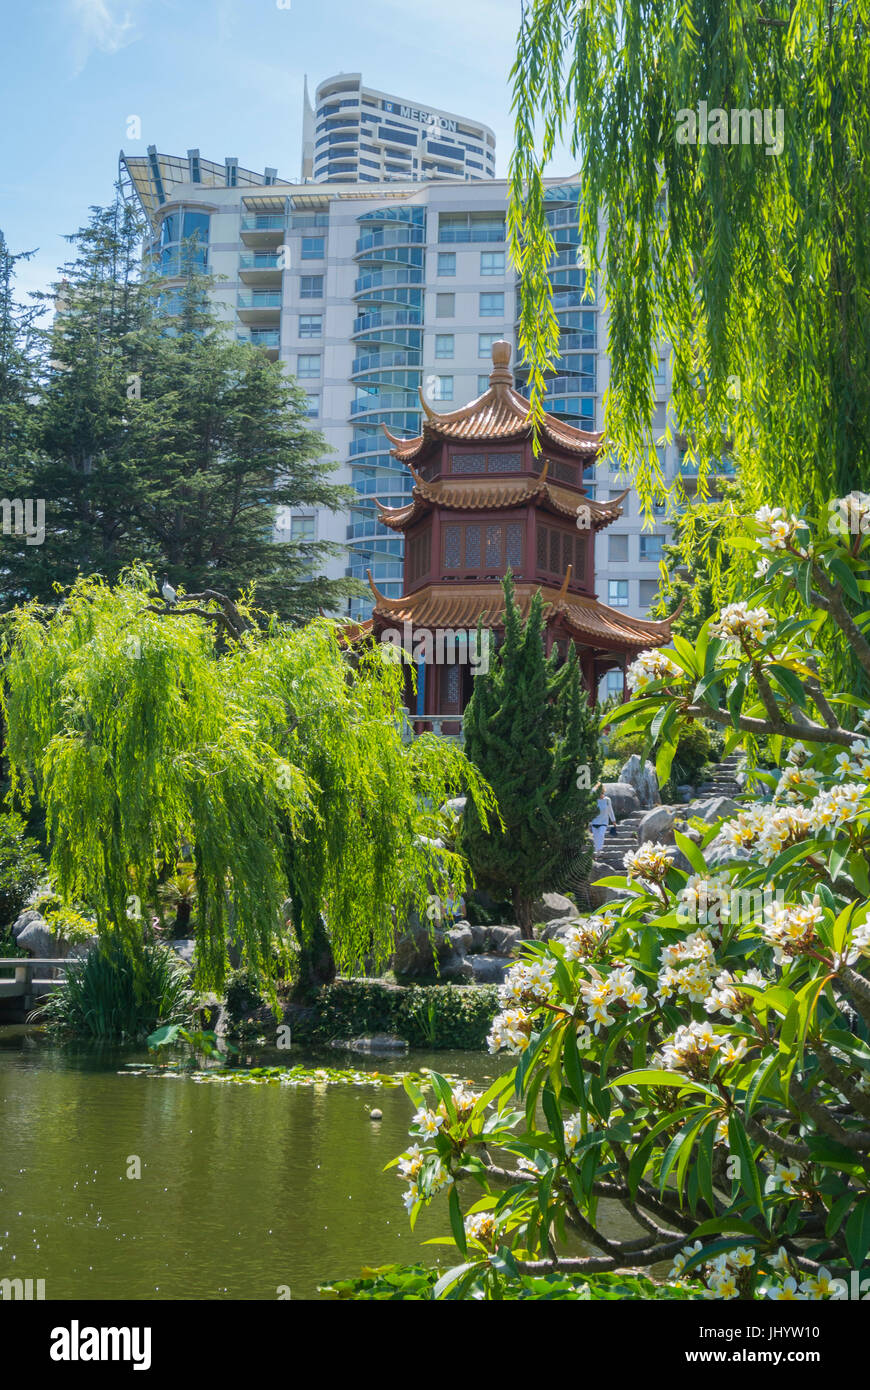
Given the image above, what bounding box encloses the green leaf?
[448,1184,467,1255]
[674,829,706,875]
[846,1195,870,1267]
[728,1115,766,1223]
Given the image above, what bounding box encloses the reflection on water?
[0,1027,640,1300]
[0,1028,502,1300]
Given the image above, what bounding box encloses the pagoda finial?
[489,340,513,391]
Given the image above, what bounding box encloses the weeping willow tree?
[0,566,496,991]
[510,0,870,599]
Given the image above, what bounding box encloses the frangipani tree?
[1,566,497,990]
[392,498,870,1299]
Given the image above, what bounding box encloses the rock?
[637,805,679,845]
[10,909,42,941]
[440,797,467,823]
[438,952,474,983]
[530,892,575,924]
[392,926,448,976]
[686,795,740,824]
[619,755,661,810]
[590,859,618,882]
[171,938,196,964]
[704,829,751,870]
[348,1034,409,1054]
[15,916,62,958]
[467,922,490,953]
[465,954,509,985]
[589,883,634,908]
[537,915,579,942]
[602,782,641,819]
[490,924,522,954]
[445,923,473,956]
[370,1109,383,1121]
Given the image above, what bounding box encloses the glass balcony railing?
[352,350,421,375]
[353,310,423,335]
[237,328,280,348]
[355,228,425,254]
[239,252,282,271]
[354,268,424,293]
[237,291,282,309]
[240,214,286,233]
[351,392,418,416]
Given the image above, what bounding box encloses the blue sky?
[1,0,572,306]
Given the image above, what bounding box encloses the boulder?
[490,924,522,954]
[619,755,661,810]
[686,795,740,824]
[464,954,510,985]
[530,892,575,924]
[704,829,751,870]
[15,915,62,958]
[445,923,473,956]
[537,915,579,942]
[10,909,43,941]
[602,782,641,819]
[637,804,679,845]
[590,858,619,882]
[439,952,474,983]
[674,784,694,803]
[440,797,467,823]
[348,1034,409,1054]
[392,926,449,977]
[467,922,491,953]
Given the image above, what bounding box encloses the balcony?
[354,267,424,294]
[355,227,425,255]
[240,213,286,247]
[351,349,421,375]
[351,390,418,417]
[237,289,282,324]
[237,327,280,359]
[239,251,283,286]
[352,309,423,341]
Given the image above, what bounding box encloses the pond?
[0,1027,507,1300]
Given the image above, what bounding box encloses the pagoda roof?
[366,570,682,655]
[375,463,627,531]
[382,341,603,463]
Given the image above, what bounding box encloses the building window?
[604,669,624,697]
[478,332,502,357]
[434,334,454,359]
[608,580,630,608]
[299,314,322,338]
[304,394,319,418]
[480,251,505,276]
[432,376,453,401]
[301,237,325,259]
[439,212,505,243]
[477,374,489,394]
[297,354,321,378]
[608,534,629,563]
[479,292,504,317]
[437,252,456,276]
[436,293,455,318]
[638,579,660,610]
[300,275,323,299]
[291,515,316,542]
[639,534,665,562]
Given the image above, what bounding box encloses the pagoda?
[365,341,679,731]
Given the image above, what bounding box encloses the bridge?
[0,958,69,1019]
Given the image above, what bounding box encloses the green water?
[0,1028,505,1300]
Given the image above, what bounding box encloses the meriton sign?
[382,101,457,133]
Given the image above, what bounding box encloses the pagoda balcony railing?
[399,709,465,743]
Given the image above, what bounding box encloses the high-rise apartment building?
[120,134,728,695]
[300,74,496,184]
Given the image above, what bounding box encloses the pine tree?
[7,197,360,620]
[459,573,601,937]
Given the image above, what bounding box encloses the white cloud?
[68,0,140,72]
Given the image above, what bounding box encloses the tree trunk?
[513,887,535,940]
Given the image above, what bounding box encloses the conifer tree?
[459,573,601,937]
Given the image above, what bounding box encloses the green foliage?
[510,0,870,531]
[0,812,46,926]
[670,724,714,788]
[290,978,500,1051]
[0,568,497,993]
[224,968,266,1025]
[319,1263,700,1301]
[37,936,195,1040]
[460,574,601,935]
[394,506,870,1293]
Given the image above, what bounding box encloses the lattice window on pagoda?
[488,452,522,474]
[449,451,523,475]
[536,527,547,569]
[486,525,503,568]
[536,522,587,587]
[451,453,481,474]
[442,664,461,709]
[443,524,462,569]
[465,524,481,569]
[574,532,588,579]
[506,524,523,569]
[549,529,560,574]
[551,459,578,486]
[408,529,431,584]
[562,531,573,575]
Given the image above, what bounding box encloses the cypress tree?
[459,572,601,937]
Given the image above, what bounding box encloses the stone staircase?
[693,753,743,800]
[594,809,644,875]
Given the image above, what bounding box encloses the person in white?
[590,784,616,855]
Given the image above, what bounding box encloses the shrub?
[670,723,713,788]
[0,813,46,927]
[224,968,267,1025]
[287,978,500,1050]
[389,500,870,1299]
[36,936,195,1040]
